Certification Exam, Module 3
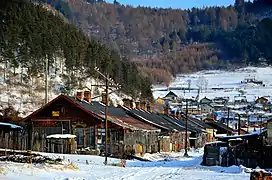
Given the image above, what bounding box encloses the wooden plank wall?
[0,130,28,150]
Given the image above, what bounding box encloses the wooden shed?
[46,134,77,154]
[0,122,25,150]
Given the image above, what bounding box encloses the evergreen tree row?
[0,0,153,101]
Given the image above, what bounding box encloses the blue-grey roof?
[0,122,22,130]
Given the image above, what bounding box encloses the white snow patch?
[153,66,272,103]
[46,134,76,139]
[0,149,249,180]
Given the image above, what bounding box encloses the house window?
[110,129,124,144]
[86,127,95,148]
[75,127,84,148]
[97,128,106,144]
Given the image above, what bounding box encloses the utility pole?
[104,74,109,165]
[45,55,49,104]
[247,112,250,133]
[93,67,121,165]
[238,114,241,135]
[259,115,262,133]
[227,107,230,136]
[184,99,189,157]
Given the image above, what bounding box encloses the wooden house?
[204,120,236,137]
[160,114,213,148]
[210,102,225,111]
[164,91,178,102]
[200,103,214,114]
[187,117,215,143]
[186,105,201,115]
[200,97,212,105]
[155,97,165,105]
[213,97,229,105]
[125,108,191,152]
[234,95,247,105]
[256,96,269,104]
[23,93,160,156]
[217,132,266,168]
[268,119,272,145]
[87,101,160,155]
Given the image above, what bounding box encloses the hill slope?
[0,0,153,101]
[37,0,272,85]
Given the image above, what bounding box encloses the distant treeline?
[33,0,272,85]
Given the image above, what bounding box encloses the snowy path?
[0,150,249,180]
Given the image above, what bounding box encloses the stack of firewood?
[0,154,62,164]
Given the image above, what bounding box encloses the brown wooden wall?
[29,98,102,127]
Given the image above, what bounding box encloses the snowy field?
[0,149,249,180]
[153,67,272,102]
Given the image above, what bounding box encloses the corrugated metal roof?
[96,113,160,132]
[187,117,214,130]
[205,120,234,133]
[66,96,160,132]
[160,114,202,133]
[129,109,187,132]
[113,116,160,132]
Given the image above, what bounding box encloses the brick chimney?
[83,91,91,103]
[135,102,140,109]
[129,101,134,109]
[176,110,181,119]
[102,92,108,105]
[76,91,83,101]
[164,107,169,115]
[140,101,147,111]
[123,99,131,109]
[147,103,151,112]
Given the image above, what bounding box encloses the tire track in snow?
[119,167,165,180]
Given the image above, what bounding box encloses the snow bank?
[0,149,250,180]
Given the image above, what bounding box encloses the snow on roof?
[234,96,247,101]
[205,141,226,145]
[46,134,76,139]
[215,134,227,137]
[218,129,266,140]
[0,122,22,129]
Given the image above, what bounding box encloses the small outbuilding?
[0,122,25,150]
[46,134,77,154]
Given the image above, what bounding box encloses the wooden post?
[94,124,98,149]
[184,100,189,157]
[104,75,109,165]
[227,107,230,136]
[45,54,49,104]
[83,127,87,148]
[238,114,241,135]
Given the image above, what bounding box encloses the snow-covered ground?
[153,67,272,103]
[0,149,249,180]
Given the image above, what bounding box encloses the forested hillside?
[35,0,272,85]
[0,0,153,100]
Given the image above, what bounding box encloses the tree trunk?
[4,60,7,82]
